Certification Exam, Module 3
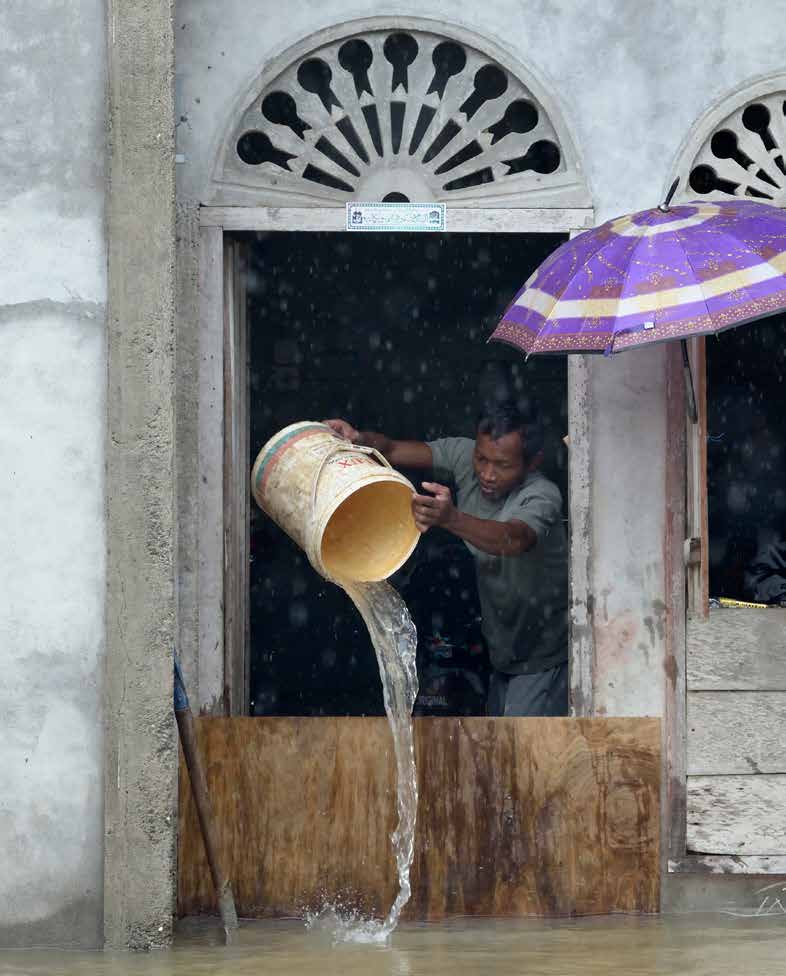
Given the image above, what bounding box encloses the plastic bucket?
[251,421,420,582]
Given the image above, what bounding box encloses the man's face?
[473,430,527,501]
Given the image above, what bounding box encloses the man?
[325,402,569,716]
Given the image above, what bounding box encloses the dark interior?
[707,313,786,605]
[244,230,569,715]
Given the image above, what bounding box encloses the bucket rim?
[251,421,336,505]
[309,472,419,582]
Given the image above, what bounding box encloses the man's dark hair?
[477,399,544,460]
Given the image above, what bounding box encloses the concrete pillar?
[104,0,178,949]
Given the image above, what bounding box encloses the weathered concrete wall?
[1,0,178,950]
[174,0,786,716]
[586,348,669,717]
[0,0,107,948]
[103,0,178,951]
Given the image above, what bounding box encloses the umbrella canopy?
[490,199,786,357]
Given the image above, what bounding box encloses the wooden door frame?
[668,338,786,876]
[197,204,596,717]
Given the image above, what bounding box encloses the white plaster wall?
[0,0,107,947]
[588,349,668,716]
[174,0,786,716]
[175,0,786,217]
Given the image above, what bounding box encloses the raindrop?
[321,648,338,668]
[289,601,309,627]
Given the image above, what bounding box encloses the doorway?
[242,230,568,716]
[180,216,662,922]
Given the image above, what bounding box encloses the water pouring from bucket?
[251,421,420,941]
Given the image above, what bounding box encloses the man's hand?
[323,418,359,442]
[322,423,433,469]
[411,481,456,534]
[413,485,537,555]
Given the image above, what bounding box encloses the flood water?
[3,915,786,976]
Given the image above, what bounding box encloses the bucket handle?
[310,441,393,515]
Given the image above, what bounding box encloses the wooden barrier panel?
[178,717,660,919]
[687,608,786,691]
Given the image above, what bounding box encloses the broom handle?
[175,659,239,937]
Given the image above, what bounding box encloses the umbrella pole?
[681,339,699,424]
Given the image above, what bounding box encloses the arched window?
[671,74,786,207]
[211,22,589,207]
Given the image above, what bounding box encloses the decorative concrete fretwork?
[685,93,786,207]
[214,27,588,207]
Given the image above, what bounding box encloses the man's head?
[473,401,543,501]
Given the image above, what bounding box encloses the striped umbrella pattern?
[491,200,786,356]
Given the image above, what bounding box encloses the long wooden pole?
[175,659,239,938]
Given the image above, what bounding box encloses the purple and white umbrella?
[490,196,786,419]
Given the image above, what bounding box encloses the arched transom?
[212,26,588,208]
[679,89,786,208]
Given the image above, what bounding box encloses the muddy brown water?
[3,915,786,976]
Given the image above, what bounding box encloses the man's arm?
[323,418,433,469]
[412,482,537,556]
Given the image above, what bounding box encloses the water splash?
[306,579,418,943]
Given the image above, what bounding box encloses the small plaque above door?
[346,201,446,232]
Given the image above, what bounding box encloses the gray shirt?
[427,437,569,675]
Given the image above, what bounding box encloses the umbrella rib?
[527,231,621,345]
[670,223,714,326]
[669,224,715,425]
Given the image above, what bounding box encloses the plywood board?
[687,775,786,854]
[688,692,786,775]
[178,716,660,919]
[687,609,786,691]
